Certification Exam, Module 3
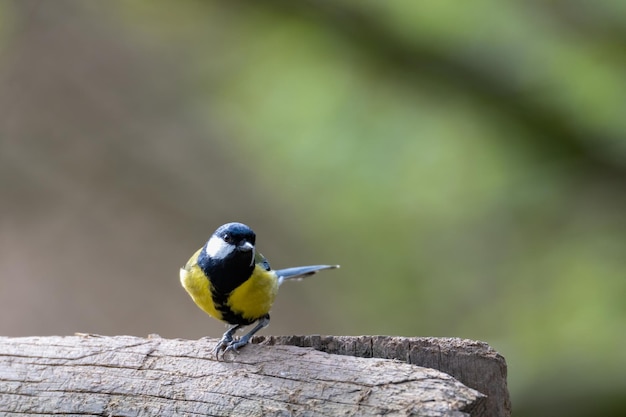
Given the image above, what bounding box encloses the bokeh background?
[1,1,625,415]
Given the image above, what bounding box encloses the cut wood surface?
[0,334,506,417]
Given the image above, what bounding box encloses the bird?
[179,222,339,358]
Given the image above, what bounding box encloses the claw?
[213,340,227,360]
[213,324,242,361]
[214,338,244,360]
[212,316,270,360]
[224,338,248,354]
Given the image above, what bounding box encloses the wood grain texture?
[0,334,490,417]
[251,335,511,417]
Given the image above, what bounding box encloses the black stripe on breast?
[197,246,256,325]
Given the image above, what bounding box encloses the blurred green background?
[1,1,625,415]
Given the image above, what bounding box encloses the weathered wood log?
[251,335,511,417]
[0,334,506,417]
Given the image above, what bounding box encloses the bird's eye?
[223,234,233,244]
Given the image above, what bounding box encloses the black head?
[198,222,257,294]
[212,222,256,250]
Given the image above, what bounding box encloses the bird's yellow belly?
[228,267,279,321]
[179,264,223,320]
[180,263,279,323]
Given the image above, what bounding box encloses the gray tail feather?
[276,265,339,286]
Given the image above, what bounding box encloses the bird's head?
[204,222,256,266]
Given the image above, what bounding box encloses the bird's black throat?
[197,247,256,325]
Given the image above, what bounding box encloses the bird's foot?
[213,318,268,360]
[223,336,251,355]
[213,335,234,360]
[214,335,252,360]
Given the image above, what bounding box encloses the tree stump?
[0,334,509,416]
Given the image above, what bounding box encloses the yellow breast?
[180,264,223,320]
[180,249,279,323]
[227,265,279,321]
[180,249,224,320]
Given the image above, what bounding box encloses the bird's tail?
[275,265,339,286]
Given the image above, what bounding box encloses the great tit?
[180,222,339,357]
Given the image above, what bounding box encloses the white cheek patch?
[205,236,236,260]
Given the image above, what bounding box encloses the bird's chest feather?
[227,266,279,320]
[179,264,223,320]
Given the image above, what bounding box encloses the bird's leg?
[224,315,270,354]
[214,324,242,358]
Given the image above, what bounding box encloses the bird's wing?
[275,265,339,286]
